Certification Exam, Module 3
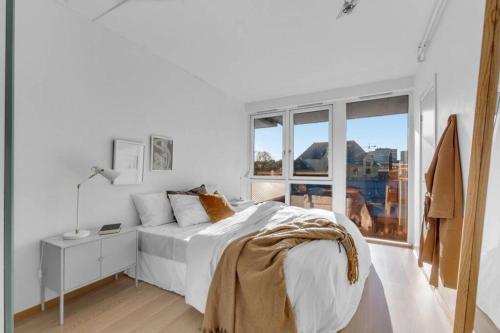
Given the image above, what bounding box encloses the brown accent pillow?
[198,193,235,223]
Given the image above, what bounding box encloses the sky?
[254,113,408,160]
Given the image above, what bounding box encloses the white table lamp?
[63,166,120,240]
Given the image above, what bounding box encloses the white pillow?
[168,194,210,227]
[132,192,175,227]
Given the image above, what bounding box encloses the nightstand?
[40,227,138,325]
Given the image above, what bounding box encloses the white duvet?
[185,202,372,333]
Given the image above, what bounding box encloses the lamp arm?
[75,170,101,234]
[77,169,101,188]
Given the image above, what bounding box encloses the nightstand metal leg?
[40,242,45,311]
[40,285,45,311]
[59,293,64,325]
[135,264,138,287]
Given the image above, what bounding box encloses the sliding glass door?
[345,96,409,242]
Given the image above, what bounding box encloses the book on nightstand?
[98,223,122,235]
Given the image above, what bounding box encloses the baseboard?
[475,307,500,333]
[366,237,413,249]
[433,285,454,324]
[14,272,127,322]
[412,248,454,327]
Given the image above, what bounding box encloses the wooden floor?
[15,244,452,333]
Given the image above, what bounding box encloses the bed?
[136,222,211,294]
[135,201,372,332]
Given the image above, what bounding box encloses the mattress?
[138,222,211,263]
[128,252,188,296]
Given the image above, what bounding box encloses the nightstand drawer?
[101,232,136,277]
[64,240,101,291]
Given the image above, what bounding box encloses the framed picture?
[150,135,173,171]
[112,139,145,185]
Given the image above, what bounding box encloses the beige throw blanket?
[202,217,359,333]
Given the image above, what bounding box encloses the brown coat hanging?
[418,114,464,289]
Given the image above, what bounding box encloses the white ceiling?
[61,0,435,102]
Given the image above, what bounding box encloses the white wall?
[476,92,500,330]
[413,0,486,318]
[13,0,245,312]
[245,76,414,113]
[481,116,500,276]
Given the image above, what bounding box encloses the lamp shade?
[92,166,120,182]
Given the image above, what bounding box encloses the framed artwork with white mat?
[112,139,145,185]
[150,135,173,171]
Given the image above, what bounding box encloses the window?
[292,110,330,177]
[290,184,332,210]
[253,115,283,176]
[251,182,285,203]
[250,106,333,210]
[248,95,411,244]
[345,95,409,242]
